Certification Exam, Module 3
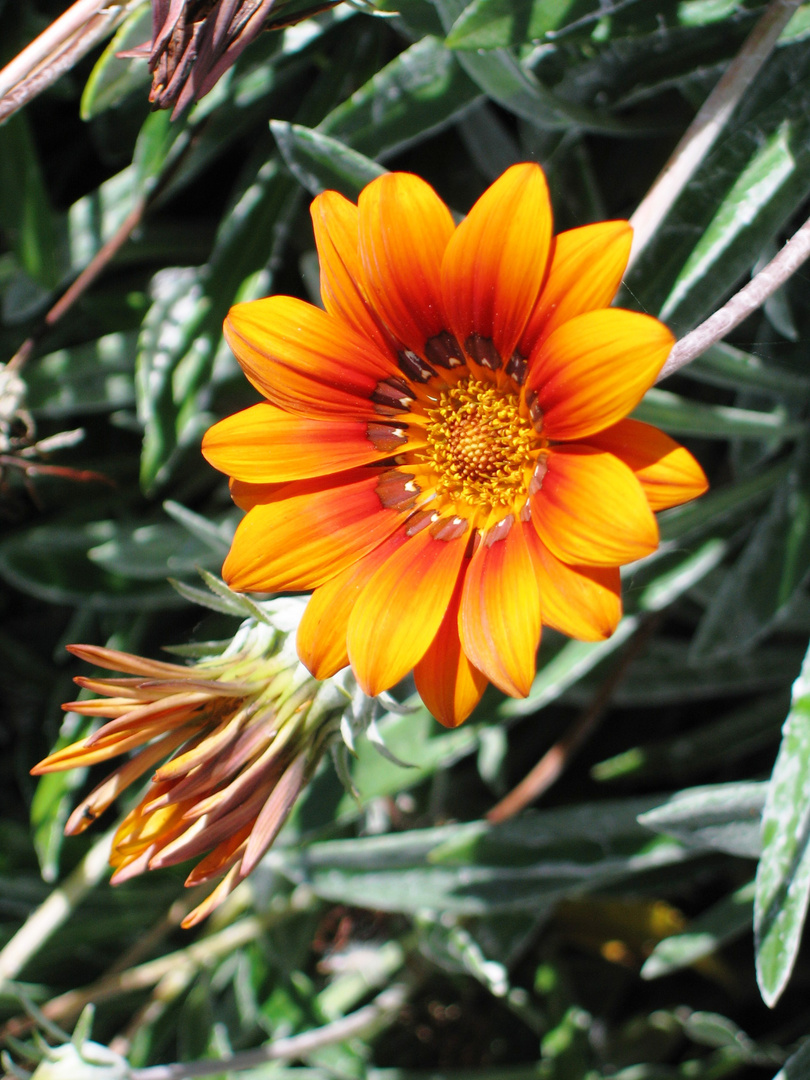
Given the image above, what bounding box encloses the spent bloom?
[202,164,708,728]
[126,0,337,118]
[32,604,349,927]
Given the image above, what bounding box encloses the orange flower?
[202,164,707,728]
[32,616,346,927]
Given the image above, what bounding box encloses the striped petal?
[224,296,406,422]
[459,518,542,698]
[525,309,674,442]
[222,470,405,592]
[584,419,709,511]
[202,402,400,483]
[414,569,488,728]
[524,526,621,641]
[519,220,632,355]
[311,188,396,360]
[297,528,412,679]
[442,163,553,370]
[532,445,658,567]
[347,526,468,696]
[358,172,454,357]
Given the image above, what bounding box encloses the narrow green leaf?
[692,441,810,658]
[755,641,810,1006]
[272,122,386,198]
[321,36,482,159]
[633,388,802,440]
[445,0,578,51]
[639,781,767,858]
[0,113,61,287]
[684,342,810,397]
[661,124,797,322]
[642,881,755,980]
[80,2,152,120]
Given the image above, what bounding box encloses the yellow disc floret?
[418,377,541,516]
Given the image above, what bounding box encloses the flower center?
[421,377,539,510]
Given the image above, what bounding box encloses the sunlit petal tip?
[585,418,708,510]
[358,172,454,356]
[347,528,467,697]
[526,309,675,442]
[533,446,659,567]
[414,572,488,728]
[459,521,542,698]
[442,162,553,365]
[520,220,634,354]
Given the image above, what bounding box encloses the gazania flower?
[32,612,348,927]
[202,164,707,728]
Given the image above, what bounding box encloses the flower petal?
[584,419,709,511]
[442,163,553,370]
[414,570,488,728]
[519,220,632,354]
[310,189,396,360]
[459,518,542,697]
[222,469,405,592]
[347,525,468,696]
[525,309,674,441]
[524,526,622,641]
[224,295,406,421]
[202,402,399,483]
[297,528,412,679]
[532,445,659,567]
[358,172,454,357]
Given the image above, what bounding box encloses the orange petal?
[297,527,412,679]
[311,189,397,360]
[525,309,674,441]
[584,419,709,511]
[202,403,398,483]
[414,569,488,728]
[532,445,659,567]
[222,469,405,592]
[224,296,405,421]
[358,172,454,356]
[524,526,622,641]
[442,163,553,370]
[229,478,284,511]
[519,220,632,354]
[347,525,468,696]
[459,519,541,698]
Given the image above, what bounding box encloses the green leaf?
[445,0,578,51]
[0,523,187,611]
[0,112,61,288]
[692,440,810,657]
[755,641,810,1006]
[633,388,803,441]
[642,880,755,980]
[625,42,810,331]
[272,122,386,199]
[321,36,482,159]
[684,342,810,397]
[660,123,798,323]
[276,797,688,915]
[25,333,137,418]
[639,781,766,858]
[80,2,153,120]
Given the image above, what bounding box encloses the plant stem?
[129,984,407,1080]
[0,829,114,985]
[657,212,810,381]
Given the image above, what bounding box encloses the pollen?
[420,377,541,512]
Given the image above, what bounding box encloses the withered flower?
[128,0,339,118]
[33,604,352,927]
